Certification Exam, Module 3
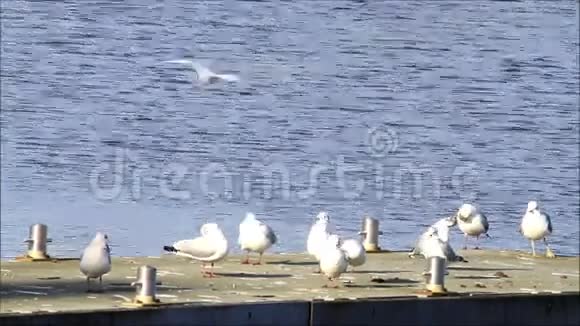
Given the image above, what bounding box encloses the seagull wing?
[215,73,240,82]
[164,59,213,81]
[544,212,553,233]
[189,61,214,80]
[263,224,277,245]
[105,244,111,265]
[173,237,216,260]
[480,213,490,233]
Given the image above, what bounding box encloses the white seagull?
[340,238,366,271]
[80,232,112,292]
[307,212,333,271]
[163,223,229,278]
[520,201,555,258]
[238,212,277,265]
[409,216,465,262]
[455,203,490,249]
[319,234,348,288]
[164,59,240,84]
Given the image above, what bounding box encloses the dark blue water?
[1,0,578,258]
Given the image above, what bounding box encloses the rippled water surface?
[1,0,578,258]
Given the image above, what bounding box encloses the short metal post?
[423,258,450,275]
[131,265,160,304]
[24,224,52,260]
[426,257,447,293]
[359,216,382,252]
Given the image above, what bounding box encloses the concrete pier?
[1,250,578,325]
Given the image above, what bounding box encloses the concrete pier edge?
[1,292,579,326]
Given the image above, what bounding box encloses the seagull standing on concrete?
[164,59,240,85]
[409,216,465,262]
[163,223,229,278]
[307,212,333,269]
[520,201,555,258]
[319,234,348,288]
[340,238,366,271]
[80,232,112,292]
[455,203,490,249]
[238,212,277,265]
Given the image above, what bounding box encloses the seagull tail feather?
[163,245,177,253]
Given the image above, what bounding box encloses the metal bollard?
[131,265,160,304]
[359,216,383,252]
[23,224,52,260]
[424,257,450,275]
[426,256,447,294]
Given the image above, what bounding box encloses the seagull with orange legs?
[319,234,348,288]
[455,203,490,249]
[163,223,229,278]
[307,211,334,273]
[238,212,277,265]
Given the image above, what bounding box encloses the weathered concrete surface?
[0,250,578,320]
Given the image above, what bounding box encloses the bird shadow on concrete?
[213,272,292,278]
[452,275,507,280]
[447,267,530,272]
[344,284,412,289]
[348,270,413,274]
[368,277,420,285]
[266,260,318,266]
